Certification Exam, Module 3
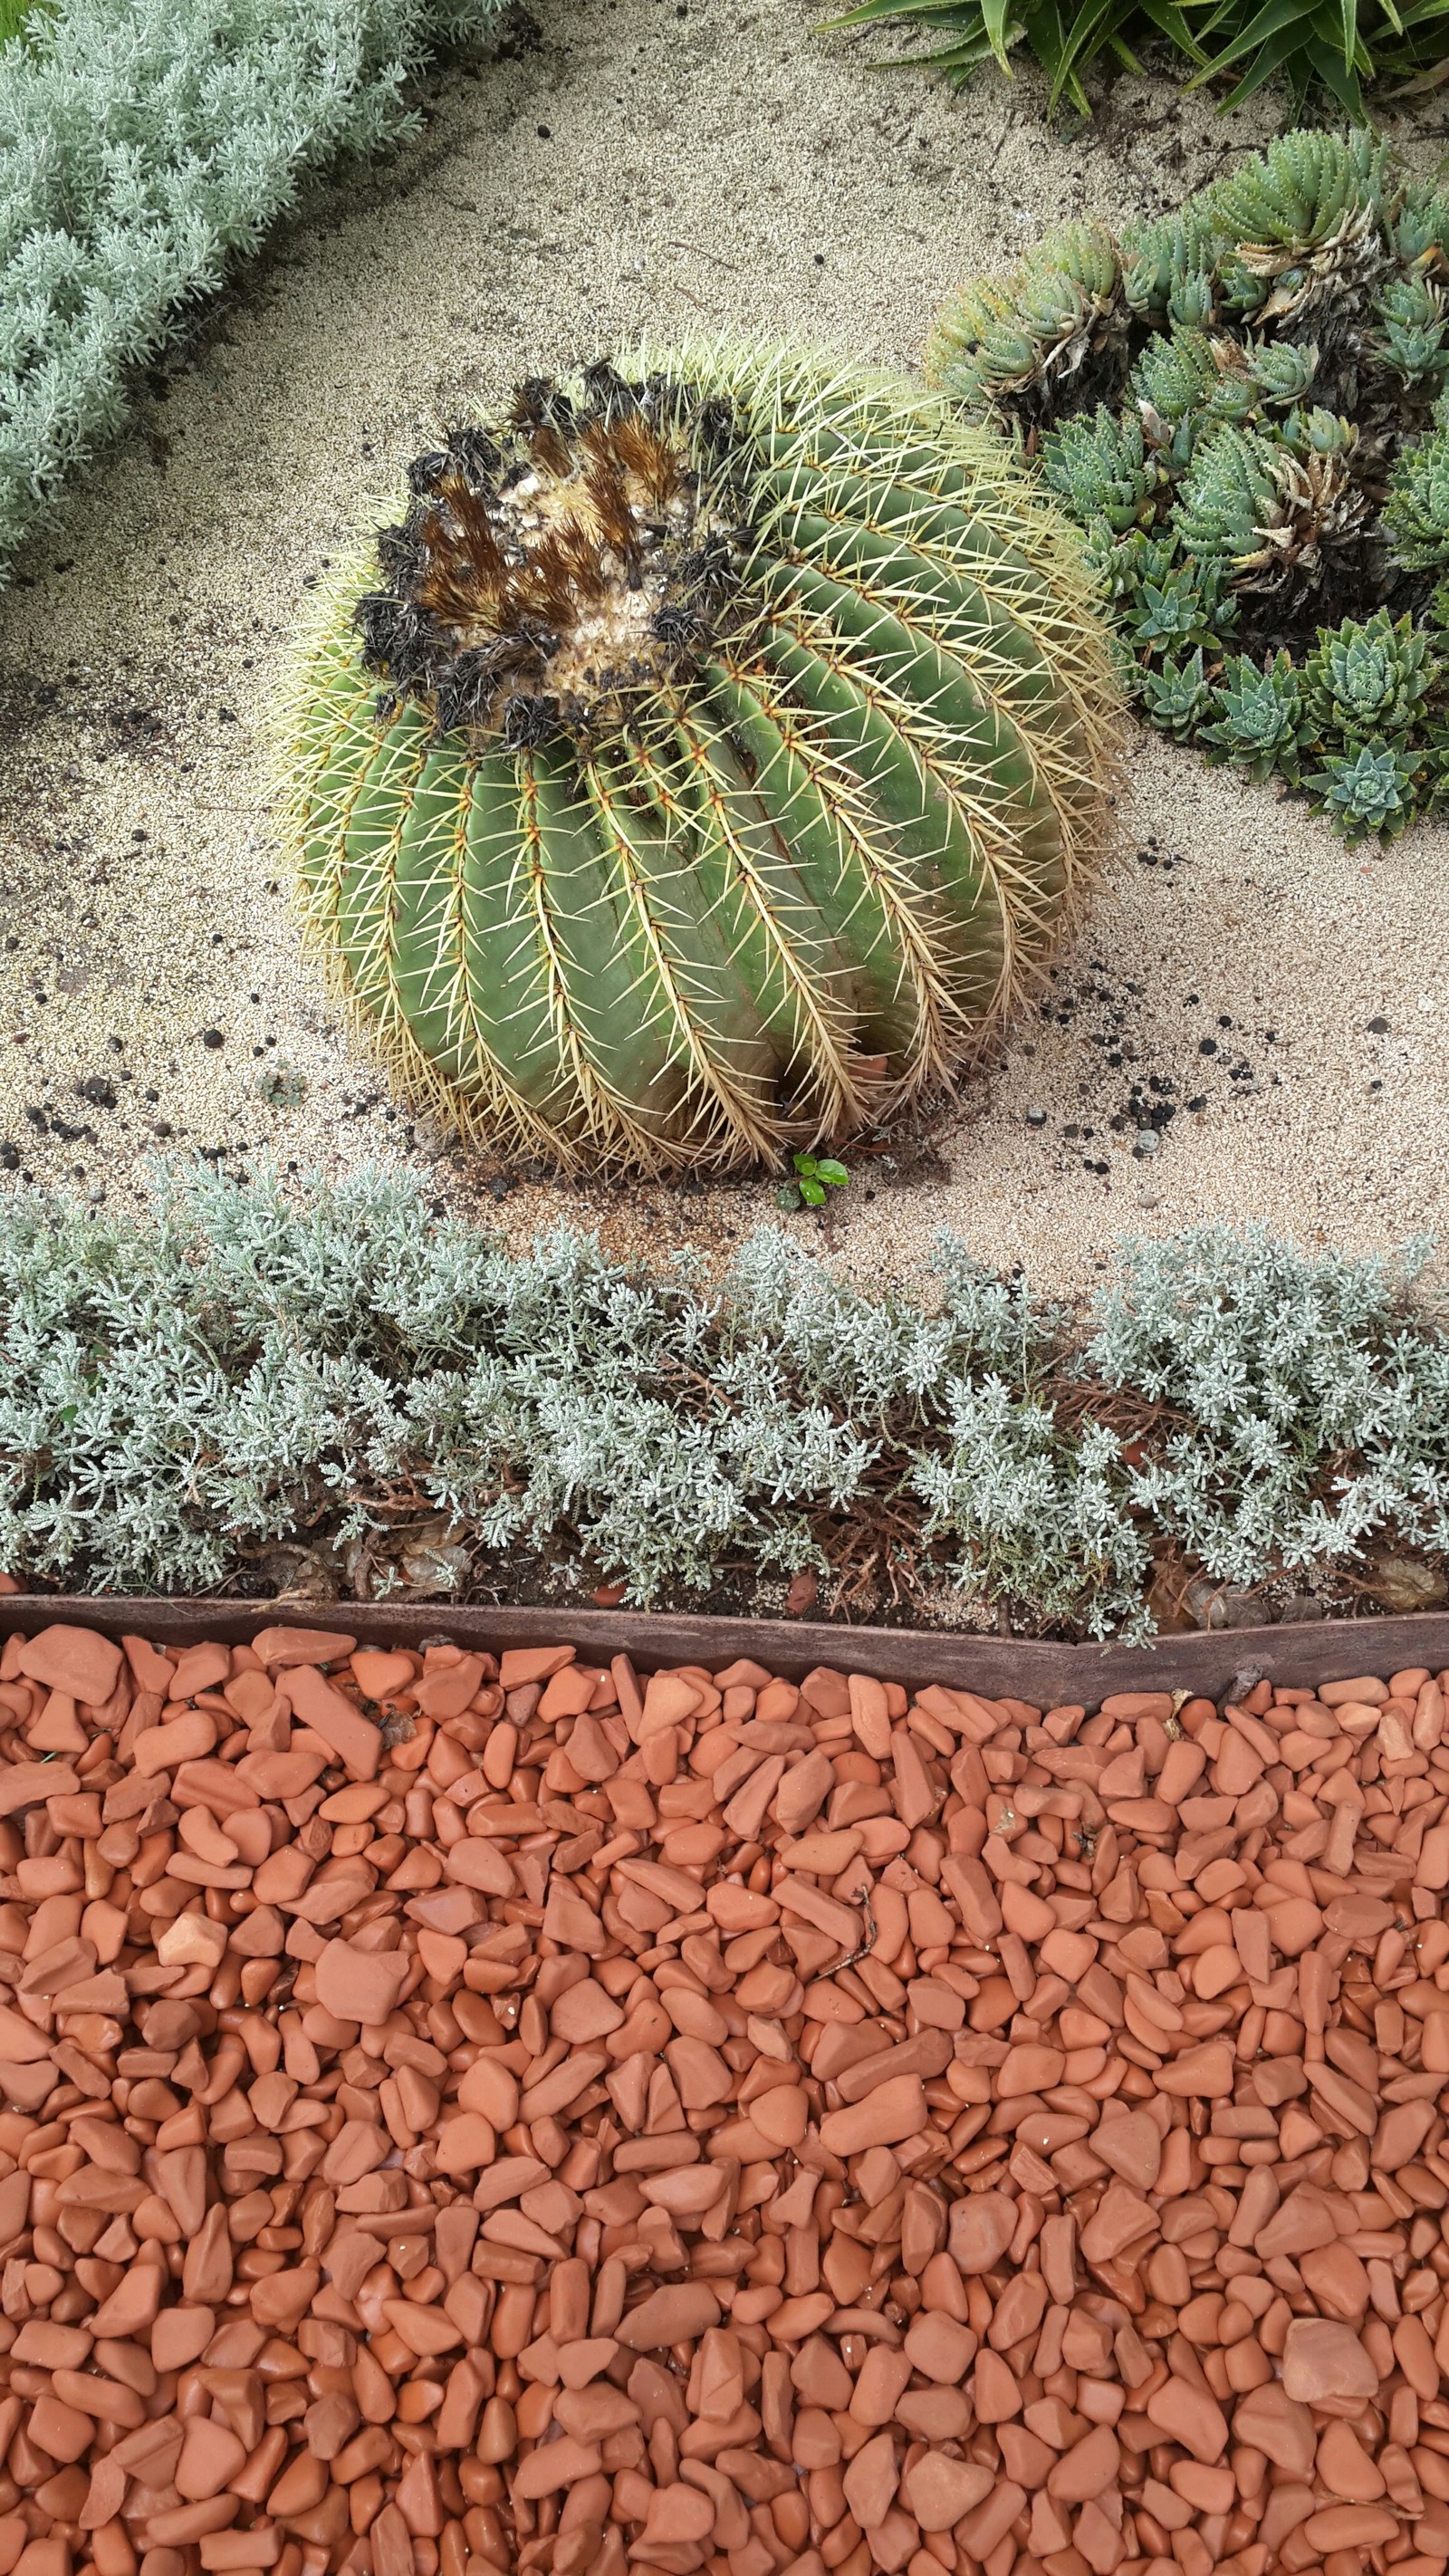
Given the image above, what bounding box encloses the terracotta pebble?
[15,1624,121,1706]
[1282,2316,1379,2402]
[0,1618,1439,2576]
[312,1936,409,2026]
[901,2453,993,2530]
[281,1661,381,1781]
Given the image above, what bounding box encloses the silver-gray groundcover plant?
[0,0,504,575]
[0,1165,1445,1638]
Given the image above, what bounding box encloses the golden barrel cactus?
[278,347,1119,1173]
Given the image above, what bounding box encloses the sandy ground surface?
[0,0,1446,1303]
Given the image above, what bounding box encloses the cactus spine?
[279,348,1118,1175]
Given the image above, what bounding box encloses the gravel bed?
[0,1617,1444,2576]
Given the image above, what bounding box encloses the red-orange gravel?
[0,1620,1444,2576]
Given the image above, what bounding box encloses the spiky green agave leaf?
[815,0,1165,119]
[277,347,1121,1178]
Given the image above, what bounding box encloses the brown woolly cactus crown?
[354,364,753,750]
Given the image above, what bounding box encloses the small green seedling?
[778,1151,849,1211]
[255,1064,309,1109]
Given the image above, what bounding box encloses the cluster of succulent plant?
[928,130,1449,840]
[281,344,1118,1175]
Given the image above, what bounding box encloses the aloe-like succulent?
[931,135,1415,430]
[1175,416,1367,610]
[1420,722,1449,810]
[1124,210,1220,331]
[1128,332,1221,469]
[1376,274,1449,393]
[1384,420,1449,573]
[1209,130,1395,323]
[1170,423,1288,591]
[1041,409,1160,533]
[1240,340,1322,408]
[1307,737,1421,841]
[1396,188,1449,268]
[1082,524,1177,608]
[1138,649,1213,740]
[928,130,1449,840]
[927,226,1128,425]
[1200,650,1312,783]
[1303,609,1439,742]
[279,349,1119,1176]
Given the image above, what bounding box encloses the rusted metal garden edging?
[1,1599,1447,1700]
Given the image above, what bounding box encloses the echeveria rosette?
[1200,651,1313,785]
[1139,649,1214,742]
[1123,569,1227,662]
[1384,420,1449,576]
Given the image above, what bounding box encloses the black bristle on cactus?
[927,130,1449,840]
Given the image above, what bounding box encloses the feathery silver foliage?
[0,1168,1444,1633]
[0,0,504,577]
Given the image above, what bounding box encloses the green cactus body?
[280,351,1118,1175]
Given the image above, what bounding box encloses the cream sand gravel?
[0,0,1445,1298]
